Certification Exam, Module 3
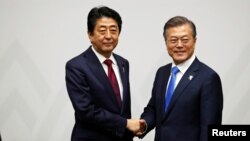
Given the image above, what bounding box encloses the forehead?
[95,17,118,27]
[167,24,193,37]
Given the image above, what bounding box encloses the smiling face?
[165,23,196,65]
[88,17,120,58]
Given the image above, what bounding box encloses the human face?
[165,24,196,65]
[88,17,120,58]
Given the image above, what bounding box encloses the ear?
[193,37,197,43]
[88,32,93,42]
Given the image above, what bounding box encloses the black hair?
[163,16,196,39]
[87,6,122,34]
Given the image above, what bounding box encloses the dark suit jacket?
[141,58,223,141]
[66,47,133,141]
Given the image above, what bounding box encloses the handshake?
[126,119,147,136]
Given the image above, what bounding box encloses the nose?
[104,30,111,39]
[176,39,183,47]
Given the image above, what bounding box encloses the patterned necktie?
[104,59,122,107]
[164,66,179,112]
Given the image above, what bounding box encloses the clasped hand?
[127,119,146,136]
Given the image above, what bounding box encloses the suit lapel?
[114,54,127,112]
[159,65,172,117]
[163,58,200,120]
[84,47,120,110]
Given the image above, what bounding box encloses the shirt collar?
[172,54,196,74]
[91,46,117,65]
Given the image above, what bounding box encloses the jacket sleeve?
[200,72,223,141]
[140,68,161,137]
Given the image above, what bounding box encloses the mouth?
[103,43,114,48]
[103,42,113,45]
[174,51,185,55]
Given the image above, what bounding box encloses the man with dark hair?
[137,16,223,141]
[66,6,143,141]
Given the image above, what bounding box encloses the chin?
[102,48,114,53]
[104,44,115,48]
[106,47,115,51]
[173,57,187,64]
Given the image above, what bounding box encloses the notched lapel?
[160,66,172,115]
[114,55,127,112]
[168,71,197,111]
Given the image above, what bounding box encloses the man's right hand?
[126,119,147,135]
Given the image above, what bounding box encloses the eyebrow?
[99,24,118,28]
[169,35,189,39]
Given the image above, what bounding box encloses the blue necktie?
[164,66,179,112]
